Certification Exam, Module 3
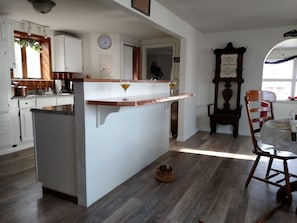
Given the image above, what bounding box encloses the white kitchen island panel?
[84,102,169,206]
[32,109,77,197]
[74,79,193,207]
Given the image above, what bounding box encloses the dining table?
[260,118,297,153]
[261,118,297,211]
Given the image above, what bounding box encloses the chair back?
[245,90,276,152]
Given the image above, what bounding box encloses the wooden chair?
[244,90,297,204]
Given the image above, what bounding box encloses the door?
[20,109,33,142]
[123,44,133,80]
[146,46,173,80]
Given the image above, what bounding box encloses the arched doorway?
[262,39,297,100]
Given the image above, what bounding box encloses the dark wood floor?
[1,131,297,223]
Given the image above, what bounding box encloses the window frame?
[262,58,297,100]
[13,31,52,80]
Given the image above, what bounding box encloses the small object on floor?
[155,164,174,182]
[192,217,204,223]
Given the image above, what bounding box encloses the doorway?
[146,47,173,80]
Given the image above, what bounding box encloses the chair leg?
[210,121,216,135]
[245,155,261,188]
[283,160,292,204]
[233,122,239,138]
[265,157,273,178]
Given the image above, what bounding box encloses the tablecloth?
[260,118,297,152]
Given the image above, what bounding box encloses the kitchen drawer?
[19,98,35,109]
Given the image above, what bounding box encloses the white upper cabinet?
[7,23,15,69]
[0,16,10,113]
[0,16,7,47]
[54,35,82,73]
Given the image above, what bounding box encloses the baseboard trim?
[42,187,78,204]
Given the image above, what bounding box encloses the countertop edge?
[73,78,169,83]
[86,93,195,107]
[31,104,74,115]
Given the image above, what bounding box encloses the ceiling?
[157,0,297,34]
[0,0,169,40]
[0,0,296,44]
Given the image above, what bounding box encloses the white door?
[123,44,133,80]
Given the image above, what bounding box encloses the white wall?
[112,0,203,141]
[81,33,122,79]
[113,0,297,137]
[201,26,297,136]
[75,81,171,206]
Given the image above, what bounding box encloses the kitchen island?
[32,79,194,207]
[31,105,77,201]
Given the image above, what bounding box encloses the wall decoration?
[132,0,150,16]
[98,54,113,77]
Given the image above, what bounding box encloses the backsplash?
[11,79,54,92]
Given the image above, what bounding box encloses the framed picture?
[132,0,151,16]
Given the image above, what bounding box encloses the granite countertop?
[12,93,74,99]
[31,104,74,116]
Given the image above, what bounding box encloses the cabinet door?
[0,46,10,113]
[54,35,82,73]
[20,109,33,142]
[64,36,82,72]
[0,16,7,47]
[0,113,12,148]
[7,23,15,69]
[56,95,74,105]
[10,99,20,145]
[36,97,56,108]
[0,16,9,113]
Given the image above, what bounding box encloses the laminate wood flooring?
[1,131,297,223]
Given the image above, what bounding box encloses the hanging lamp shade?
[283,30,297,37]
[28,0,56,14]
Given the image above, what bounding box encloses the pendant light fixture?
[28,0,56,14]
[283,30,297,38]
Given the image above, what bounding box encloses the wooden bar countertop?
[86,93,195,107]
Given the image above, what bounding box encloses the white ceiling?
[157,0,297,34]
[0,0,169,40]
[0,0,296,43]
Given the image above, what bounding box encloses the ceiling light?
[283,30,297,37]
[28,0,56,14]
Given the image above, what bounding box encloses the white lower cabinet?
[0,95,75,155]
[20,109,33,142]
[56,95,74,105]
[0,113,11,148]
[19,98,35,142]
[36,97,57,108]
[10,99,20,145]
[0,99,20,155]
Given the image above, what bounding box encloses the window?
[12,31,52,80]
[262,58,297,100]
